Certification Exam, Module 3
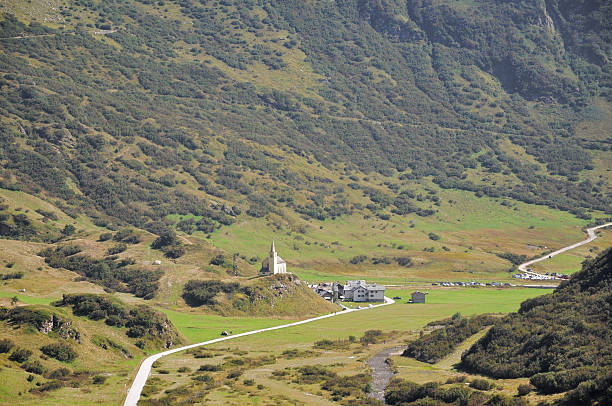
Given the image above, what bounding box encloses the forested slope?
[0,0,610,234]
[460,248,612,405]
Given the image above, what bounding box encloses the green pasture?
[160,308,297,343]
[207,185,592,284]
[0,291,53,305]
[531,253,586,275]
[218,287,546,351]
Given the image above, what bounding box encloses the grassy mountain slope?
[0,0,610,303]
[459,248,612,404]
[0,0,609,235]
[0,297,178,405]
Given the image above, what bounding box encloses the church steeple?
[270,240,276,253]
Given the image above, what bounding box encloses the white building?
[343,280,385,302]
[261,241,287,274]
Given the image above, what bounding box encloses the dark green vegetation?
[0,200,60,242]
[460,248,612,405]
[39,245,162,299]
[55,294,180,346]
[385,378,527,406]
[182,279,244,306]
[40,342,77,362]
[0,0,610,239]
[402,313,497,363]
[181,273,338,316]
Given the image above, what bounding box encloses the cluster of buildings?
[310,280,386,302]
[433,281,511,287]
[512,272,570,281]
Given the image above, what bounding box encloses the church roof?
[277,257,286,264]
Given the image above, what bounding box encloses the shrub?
[107,244,127,255]
[31,380,63,393]
[47,367,71,379]
[199,364,221,372]
[469,378,493,390]
[209,254,225,266]
[360,329,384,346]
[0,339,14,353]
[192,374,213,384]
[428,232,440,241]
[23,360,46,375]
[40,343,77,362]
[98,232,112,242]
[9,347,32,363]
[517,384,533,396]
[92,375,107,384]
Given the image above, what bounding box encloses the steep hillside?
[459,248,612,405]
[0,0,609,237]
[0,296,179,404]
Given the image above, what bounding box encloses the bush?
[517,384,533,396]
[192,373,213,384]
[92,375,107,385]
[428,232,440,241]
[107,243,127,255]
[98,232,112,242]
[47,367,71,379]
[199,364,221,372]
[40,343,77,362]
[182,279,243,306]
[469,378,493,390]
[360,329,384,346]
[209,254,225,266]
[0,339,14,353]
[22,360,46,375]
[9,347,32,363]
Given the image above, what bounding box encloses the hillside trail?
[0,30,116,40]
[518,222,612,276]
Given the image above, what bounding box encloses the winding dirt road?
[518,222,612,275]
[123,297,395,406]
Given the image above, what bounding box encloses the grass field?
[144,287,549,404]
[173,287,545,351]
[207,184,594,284]
[161,308,298,343]
[530,227,612,275]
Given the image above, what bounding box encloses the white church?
[261,241,287,274]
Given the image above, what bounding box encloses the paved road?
[123,297,395,406]
[518,222,612,275]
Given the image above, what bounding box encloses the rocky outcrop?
[38,314,81,343]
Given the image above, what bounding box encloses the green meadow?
[160,308,297,343]
[183,287,546,350]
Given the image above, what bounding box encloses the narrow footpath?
[123,297,395,406]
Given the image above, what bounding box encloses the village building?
[343,280,385,302]
[410,291,427,303]
[261,241,287,274]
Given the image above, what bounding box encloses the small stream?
[367,345,407,403]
